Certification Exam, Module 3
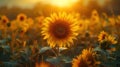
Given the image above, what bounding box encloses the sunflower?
[107,35,117,44]
[72,48,100,67]
[33,16,44,30]
[41,12,79,47]
[19,23,29,34]
[82,48,99,66]
[35,61,54,67]
[35,16,44,28]
[92,10,99,17]
[98,31,117,44]
[26,18,34,27]
[17,13,27,22]
[98,31,117,50]
[0,16,2,21]
[1,15,9,24]
[0,15,9,29]
[72,55,89,67]
[98,31,108,43]
[78,20,85,34]
[10,20,19,31]
[91,9,100,22]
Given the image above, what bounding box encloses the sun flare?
[49,0,78,7]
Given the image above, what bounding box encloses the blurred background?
[0,1,120,67]
[0,0,120,20]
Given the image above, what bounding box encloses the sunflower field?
[0,0,120,67]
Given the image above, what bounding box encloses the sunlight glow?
[49,0,78,7]
[97,0,105,6]
[83,0,90,6]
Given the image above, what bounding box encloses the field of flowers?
[0,10,120,67]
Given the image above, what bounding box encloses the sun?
[50,0,78,7]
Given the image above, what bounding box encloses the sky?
[0,0,49,8]
[0,0,79,8]
[0,0,119,9]
[0,0,120,16]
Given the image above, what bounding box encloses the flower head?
[41,12,79,47]
[35,16,44,28]
[98,31,108,43]
[98,31,117,50]
[1,15,9,24]
[98,31,117,45]
[72,48,100,67]
[91,10,100,22]
[19,23,29,34]
[82,48,97,66]
[0,16,1,20]
[107,35,117,44]
[17,13,27,22]
[0,15,9,29]
[26,18,34,27]
[73,55,89,67]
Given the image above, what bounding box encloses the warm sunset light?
[49,0,78,7]
[0,0,120,67]
[97,0,105,6]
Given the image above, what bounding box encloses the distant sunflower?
[98,31,108,43]
[27,18,34,27]
[41,12,79,47]
[92,10,99,17]
[35,61,54,67]
[17,13,27,22]
[10,20,19,31]
[72,48,100,67]
[78,20,85,34]
[19,23,29,34]
[0,16,2,21]
[72,55,89,67]
[107,35,117,44]
[0,15,9,30]
[91,10,100,22]
[1,15,9,24]
[82,48,99,66]
[98,31,117,44]
[35,16,44,28]
[34,16,44,30]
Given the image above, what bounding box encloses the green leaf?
[46,57,60,65]
[3,61,18,67]
[61,56,72,63]
[59,47,68,52]
[0,40,7,44]
[39,47,51,53]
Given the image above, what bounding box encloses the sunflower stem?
[56,46,60,57]
[52,46,60,57]
[51,49,57,57]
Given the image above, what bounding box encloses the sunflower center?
[79,24,83,27]
[20,16,24,21]
[102,34,106,40]
[50,20,70,39]
[78,59,88,67]
[0,17,1,20]
[87,55,95,65]
[55,26,66,35]
[2,19,7,23]
[94,13,97,16]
